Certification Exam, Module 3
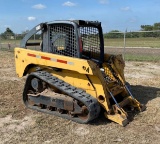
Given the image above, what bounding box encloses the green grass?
[124,54,160,62]
[1,37,160,48]
[104,37,160,48]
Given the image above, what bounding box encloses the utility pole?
[123,29,127,60]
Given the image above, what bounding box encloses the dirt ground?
[0,50,160,144]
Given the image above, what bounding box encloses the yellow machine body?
[15,48,144,126]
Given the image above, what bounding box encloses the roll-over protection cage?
[20,20,104,64]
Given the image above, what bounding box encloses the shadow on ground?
[131,85,160,105]
[90,85,160,125]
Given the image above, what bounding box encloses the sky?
[0,0,160,33]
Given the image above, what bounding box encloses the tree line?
[104,22,160,38]
[0,28,41,40]
[1,22,160,39]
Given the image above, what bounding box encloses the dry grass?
[0,51,160,144]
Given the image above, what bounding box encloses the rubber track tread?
[23,71,100,123]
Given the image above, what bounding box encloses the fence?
[104,30,160,61]
[0,31,160,62]
[0,34,41,50]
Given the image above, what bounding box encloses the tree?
[126,32,140,38]
[153,23,160,30]
[141,25,153,31]
[140,23,160,37]
[1,27,15,39]
[15,30,30,40]
[105,30,123,38]
[140,25,154,37]
[153,23,160,37]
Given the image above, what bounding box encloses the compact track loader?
[15,20,145,126]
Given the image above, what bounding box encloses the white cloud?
[129,18,137,23]
[28,16,36,21]
[62,1,76,7]
[4,25,11,28]
[32,4,46,9]
[121,6,130,11]
[99,0,109,4]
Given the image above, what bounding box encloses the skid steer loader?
[15,20,145,126]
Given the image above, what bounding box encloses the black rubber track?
[23,71,101,123]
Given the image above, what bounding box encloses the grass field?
[1,37,160,48]
[104,37,160,48]
[124,54,160,62]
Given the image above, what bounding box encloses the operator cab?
[20,20,104,64]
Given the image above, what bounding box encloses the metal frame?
[20,23,46,48]
[76,20,104,64]
[47,21,80,58]
[20,20,104,63]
